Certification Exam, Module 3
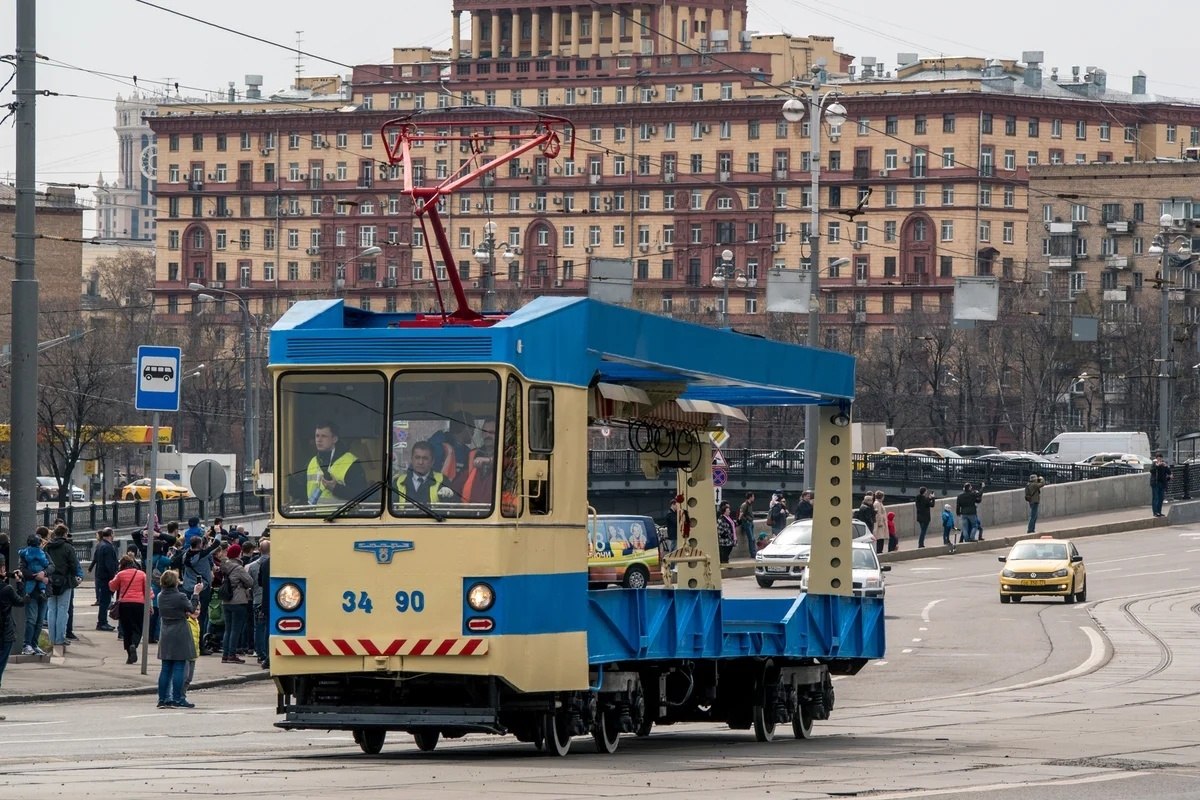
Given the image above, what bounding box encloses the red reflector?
[277,618,303,632]
[466,617,494,632]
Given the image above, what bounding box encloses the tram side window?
[390,371,500,519]
[500,375,523,518]
[278,372,386,518]
[527,386,553,515]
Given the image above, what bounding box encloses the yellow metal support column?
[804,407,853,595]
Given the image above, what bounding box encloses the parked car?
[867,452,948,481]
[0,482,9,500]
[951,445,1002,459]
[120,478,193,501]
[968,452,1055,483]
[1076,452,1150,473]
[801,542,890,598]
[35,476,86,502]
[904,447,960,461]
[754,518,874,588]
[731,448,804,471]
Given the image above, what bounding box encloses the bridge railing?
[588,449,1160,493]
[0,490,269,535]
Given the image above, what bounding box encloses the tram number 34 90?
[341,590,426,614]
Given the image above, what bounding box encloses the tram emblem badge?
[354,540,416,564]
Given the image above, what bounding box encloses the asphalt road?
[1,526,1198,799]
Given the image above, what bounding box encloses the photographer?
[1,557,30,696]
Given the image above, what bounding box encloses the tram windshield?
[278,372,387,518]
[390,370,501,519]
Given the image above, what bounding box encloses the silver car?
[754,518,874,588]
[801,541,890,598]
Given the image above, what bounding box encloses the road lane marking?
[1123,568,1189,578]
[920,598,944,623]
[909,567,945,572]
[912,638,923,642]
[901,648,913,653]
[919,626,928,631]
[862,770,1142,799]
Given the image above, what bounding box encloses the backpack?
[46,558,69,597]
[218,570,234,602]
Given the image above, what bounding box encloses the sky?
[2,0,1196,234]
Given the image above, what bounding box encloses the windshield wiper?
[389,482,447,523]
[324,480,386,523]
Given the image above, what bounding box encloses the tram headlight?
[276,582,304,611]
[466,582,495,612]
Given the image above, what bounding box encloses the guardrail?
[0,490,269,535]
[587,449,1183,495]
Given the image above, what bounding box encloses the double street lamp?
[473,221,519,313]
[711,248,747,327]
[1149,213,1194,457]
[782,65,847,479]
[188,283,258,491]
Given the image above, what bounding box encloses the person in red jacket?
[110,553,153,664]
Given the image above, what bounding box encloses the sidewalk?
[0,598,268,706]
[720,504,1171,578]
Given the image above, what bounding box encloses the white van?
[1041,431,1151,463]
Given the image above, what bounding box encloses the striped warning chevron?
[274,637,488,657]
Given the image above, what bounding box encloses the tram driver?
[395,441,455,506]
[302,421,367,505]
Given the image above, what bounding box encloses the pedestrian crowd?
[0,514,269,712]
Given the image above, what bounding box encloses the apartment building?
[148,0,1200,346]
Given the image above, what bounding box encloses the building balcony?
[1105,255,1130,270]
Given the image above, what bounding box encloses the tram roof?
[270,297,855,407]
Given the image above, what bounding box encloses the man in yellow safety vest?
[306,421,366,505]
[395,440,454,506]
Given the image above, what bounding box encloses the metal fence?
[588,449,1171,494]
[1,490,269,536]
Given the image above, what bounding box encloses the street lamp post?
[782,65,846,481]
[711,248,747,327]
[1149,214,1193,457]
[335,245,384,297]
[189,284,258,492]
[175,363,204,452]
[473,221,518,313]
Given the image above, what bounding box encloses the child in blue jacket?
[940,504,956,547]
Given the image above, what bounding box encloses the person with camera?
[17,531,51,656]
[1,555,30,701]
[304,421,367,505]
[92,528,119,632]
[43,525,81,650]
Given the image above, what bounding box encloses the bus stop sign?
[135,345,181,412]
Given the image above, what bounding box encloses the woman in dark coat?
[1,556,30,696]
[156,569,200,708]
[915,487,936,548]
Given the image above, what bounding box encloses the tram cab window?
[391,371,500,519]
[278,372,386,518]
[527,386,553,515]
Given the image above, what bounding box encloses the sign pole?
[134,344,180,675]
[141,411,160,674]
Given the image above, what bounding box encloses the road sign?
[709,429,729,448]
[712,447,727,467]
[712,466,728,487]
[135,345,182,412]
[190,458,227,503]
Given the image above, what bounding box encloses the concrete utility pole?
[8,0,39,574]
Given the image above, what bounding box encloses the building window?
[942,147,955,168]
[1003,221,1014,244]
[942,114,955,133]
[1028,117,1040,137]
[940,220,954,241]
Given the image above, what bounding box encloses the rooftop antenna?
[294,31,305,89]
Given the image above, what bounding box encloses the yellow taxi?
[998,536,1087,604]
[120,478,193,501]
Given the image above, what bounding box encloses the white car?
[754,518,874,588]
[801,541,890,598]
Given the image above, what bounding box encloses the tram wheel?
[355,728,385,755]
[592,709,620,754]
[413,730,440,752]
[752,703,777,742]
[792,708,814,739]
[544,712,572,757]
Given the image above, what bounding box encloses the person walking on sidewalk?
[914,487,935,548]
[716,502,736,564]
[1150,453,1172,518]
[1025,473,1047,533]
[110,553,152,664]
[872,492,888,555]
[92,528,118,631]
[156,570,201,709]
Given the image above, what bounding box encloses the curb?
[0,667,272,706]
